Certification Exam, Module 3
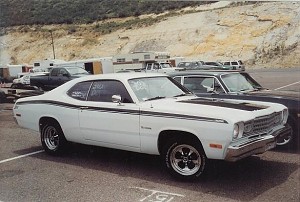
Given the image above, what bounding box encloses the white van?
[222,60,245,71]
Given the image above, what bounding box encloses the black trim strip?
[17,100,227,124]
[141,110,227,123]
[180,98,268,111]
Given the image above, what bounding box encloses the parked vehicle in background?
[33,59,66,71]
[203,61,234,70]
[54,57,114,74]
[177,61,232,70]
[169,70,299,149]
[12,72,48,89]
[30,66,90,91]
[113,51,182,73]
[13,73,290,180]
[222,60,245,71]
[140,62,184,73]
[0,64,33,82]
[0,89,5,103]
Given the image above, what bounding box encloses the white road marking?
[132,187,185,202]
[274,81,300,90]
[0,150,44,164]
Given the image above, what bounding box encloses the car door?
[48,68,69,89]
[56,68,70,85]
[78,80,141,151]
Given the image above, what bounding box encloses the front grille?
[243,112,281,137]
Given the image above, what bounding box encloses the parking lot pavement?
[0,68,299,202]
[0,102,300,202]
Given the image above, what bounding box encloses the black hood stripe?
[17,100,228,124]
[179,98,268,111]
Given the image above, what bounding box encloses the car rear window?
[67,81,92,101]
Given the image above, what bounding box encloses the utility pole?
[49,30,56,59]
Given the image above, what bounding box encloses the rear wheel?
[41,121,67,155]
[163,138,206,180]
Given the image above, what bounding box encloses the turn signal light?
[209,144,222,149]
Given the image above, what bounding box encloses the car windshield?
[128,76,190,101]
[66,67,89,75]
[160,63,172,68]
[221,73,261,92]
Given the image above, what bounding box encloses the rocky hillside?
[1,1,300,68]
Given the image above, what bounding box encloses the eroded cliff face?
[1,1,300,68]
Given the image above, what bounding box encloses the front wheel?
[163,139,206,181]
[41,121,67,155]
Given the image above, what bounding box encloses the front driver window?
[87,80,133,103]
[183,77,208,93]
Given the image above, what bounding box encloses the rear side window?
[67,81,92,101]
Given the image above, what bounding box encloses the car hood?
[246,89,300,101]
[140,96,285,124]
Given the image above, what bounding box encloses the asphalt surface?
[0,68,299,202]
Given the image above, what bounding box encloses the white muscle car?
[13,73,290,180]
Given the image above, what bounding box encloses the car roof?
[74,72,168,82]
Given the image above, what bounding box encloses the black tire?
[11,84,17,89]
[0,90,6,103]
[163,138,206,181]
[41,121,67,155]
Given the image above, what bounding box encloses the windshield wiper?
[174,93,192,97]
[145,96,166,101]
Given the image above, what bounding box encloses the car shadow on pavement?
[272,144,300,154]
[14,143,299,202]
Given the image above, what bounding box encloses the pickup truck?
[142,62,184,73]
[30,66,90,91]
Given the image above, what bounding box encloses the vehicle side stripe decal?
[16,100,227,124]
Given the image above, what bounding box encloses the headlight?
[233,124,239,139]
[282,108,288,124]
[233,122,244,139]
[274,112,281,124]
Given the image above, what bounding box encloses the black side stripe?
[141,111,227,123]
[17,100,228,124]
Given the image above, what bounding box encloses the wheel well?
[158,130,203,155]
[39,117,59,132]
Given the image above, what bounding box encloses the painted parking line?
[0,150,44,164]
[274,81,300,90]
[132,187,185,202]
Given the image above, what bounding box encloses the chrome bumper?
[225,125,291,162]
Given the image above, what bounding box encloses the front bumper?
[224,125,291,162]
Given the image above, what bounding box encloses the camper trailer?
[0,64,33,82]
[33,59,66,72]
[54,57,113,74]
[112,51,183,73]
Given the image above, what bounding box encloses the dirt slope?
[1,1,300,68]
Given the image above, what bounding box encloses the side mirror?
[206,87,214,93]
[62,73,69,77]
[112,95,122,104]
